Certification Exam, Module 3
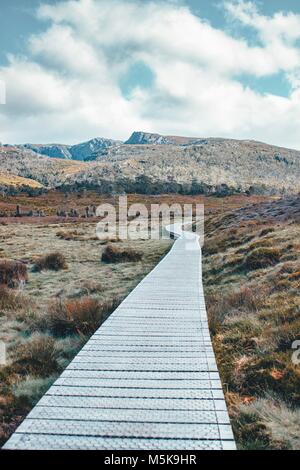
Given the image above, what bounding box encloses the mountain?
[125,131,198,145]
[125,131,172,145]
[69,138,121,160]
[19,137,121,161]
[2,134,300,195]
[21,143,72,159]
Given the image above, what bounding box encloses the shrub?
[101,244,143,263]
[0,259,28,288]
[42,296,121,336]
[33,252,67,272]
[243,247,281,271]
[13,334,61,377]
[0,285,28,310]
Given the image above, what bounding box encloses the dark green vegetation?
[203,194,300,449]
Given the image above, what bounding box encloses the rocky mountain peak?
[125,131,173,145]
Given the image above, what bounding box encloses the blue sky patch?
[120,61,155,99]
[237,72,291,98]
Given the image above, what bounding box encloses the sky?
[1,0,300,148]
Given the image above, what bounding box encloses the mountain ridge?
[17,137,122,161]
[1,133,300,195]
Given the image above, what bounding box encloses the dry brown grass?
[101,244,143,263]
[13,334,62,377]
[0,285,28,310]
[206,286,266,335]
[203,194,300,449]
[32,252,68,272]
[56,230,82,241]
[39,296,121,336]
[243,247,281,270]
[0,259,28,288]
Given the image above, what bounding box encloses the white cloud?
[1,0,300,148]
[225,1,300,43]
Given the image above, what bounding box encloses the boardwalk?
[3,225,236,450]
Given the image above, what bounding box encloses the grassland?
[1,190,293,449]
[0,209,173,445]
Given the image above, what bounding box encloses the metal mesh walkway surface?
[3,226,236,450]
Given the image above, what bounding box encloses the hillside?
[1,133,300,195]
[0,172,44,192]
[202,194,300,449]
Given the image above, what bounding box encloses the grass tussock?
[13,334,62,377]
[80,280,104,294]
[56,229,82,241]
[0,259,28,288]
[32,252,68,272]
[101,244,143,263]
[233,398,300,450]
[0,285,29,310]
[243,247,281,271]
[39,296,121,336]
[206,286,266,335]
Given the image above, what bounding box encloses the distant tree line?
[58,176,283,197]
[0,185,46,197]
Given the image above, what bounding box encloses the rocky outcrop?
[125,131,173,145]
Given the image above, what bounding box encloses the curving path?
[3,225,236,450]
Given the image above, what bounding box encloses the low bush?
[243,247,281,271]
[32,252,67,272]
[0,285,28,310]
[0,259,28,288]
[13,334,61,377]
[101,244,143,263]
[42,296,121,336]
